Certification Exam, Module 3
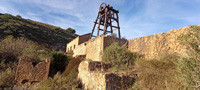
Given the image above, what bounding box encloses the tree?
[66,28,76,34]
[16,15,21,18]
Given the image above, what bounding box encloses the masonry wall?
[128,26,190,59]
[78,33,91,45]
[103,36,127,49]
[86,35,127,61]
[66,37,79,52]
[73,42,87,57]
[86,35,103,61]
[78,60,135,90]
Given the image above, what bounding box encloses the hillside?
[0,13,77,50]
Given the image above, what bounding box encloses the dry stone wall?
[128,26,191,59]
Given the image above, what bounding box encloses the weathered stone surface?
[73,42,87,57]
[86,35,127,61]
[15,57,50,86]
[66,33,91,52]
[128,26,191,59]
[78,60,135,90]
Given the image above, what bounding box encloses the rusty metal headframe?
[90,3,121,39]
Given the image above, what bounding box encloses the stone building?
[66,33,91,53]
[67,34,127,60]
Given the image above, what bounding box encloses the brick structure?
[15,57,50,86]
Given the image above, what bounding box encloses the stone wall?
[86,35,127,61]
[86,36,103,61]
[73,42,87,57]
[128,26,191,59]
[66,37,79,52]
[103,36,127,49]
[78,60,135,90]
[15,57,50,86]
[66,33,91,53]
[78,33,91,45]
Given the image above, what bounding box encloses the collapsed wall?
[78,60,135,90]
[128,26,191,59]
[15,57,50,86]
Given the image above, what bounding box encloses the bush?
[0,36,50,62]
[49,51,70,77]
[37,57,83,90]
[37,73,81,90]
[0,67,16,87]
[66,28,76,34]
[62,57,83,76]
[102,43,135,69]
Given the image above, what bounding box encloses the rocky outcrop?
[15,57,50,86]
[78,60,135,90]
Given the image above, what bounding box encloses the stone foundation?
[78,60,135,90]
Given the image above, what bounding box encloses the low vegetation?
[0,36,72,88]
[0,13,77,50]
[37,57,83,90]
[102,43,136,70]
[102,25,200,90]
[1,13,200,89]
[131,25,200,90]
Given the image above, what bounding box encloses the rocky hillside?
[0,13,77,51]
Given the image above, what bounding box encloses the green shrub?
[49,51,70,77]
[66,27,76,34]
[62,57,83,76]
[0,67,16,87]
[0,36,50,62]
[21,44,51,62]
[37,73,81,90]
[102,43,135,69]
[37,57,83,90]
[175,25,200,89]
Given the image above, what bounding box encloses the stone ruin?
[78,60,135,90]
[14,56,50,89]
[65,2,195,89]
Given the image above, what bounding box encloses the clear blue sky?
[0,0,200,39]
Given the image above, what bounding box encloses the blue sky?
[0,0,200,39]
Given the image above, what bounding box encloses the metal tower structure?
[90,3,121,39]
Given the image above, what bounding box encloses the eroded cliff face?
[78,60,135,90]
[128,26,194,59]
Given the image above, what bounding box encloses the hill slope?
[0,13,77,50]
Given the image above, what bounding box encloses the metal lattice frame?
[90,3,121,39]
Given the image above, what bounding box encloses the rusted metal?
[90,3,121,39]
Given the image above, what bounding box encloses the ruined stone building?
[65,2,195,90]
[66,33,91,53]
